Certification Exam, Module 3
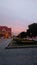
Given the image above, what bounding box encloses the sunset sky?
[0,0,37,35]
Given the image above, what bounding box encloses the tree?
[17,32,27,38]
[27,23,37,37]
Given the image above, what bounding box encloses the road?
[0,38,37,65]
[0,38,12,49]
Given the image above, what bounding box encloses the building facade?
[0,26,12,38]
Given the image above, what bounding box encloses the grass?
[7,38,37,47]
[5,38,37,49]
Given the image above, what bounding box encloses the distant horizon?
[0,22,37,35]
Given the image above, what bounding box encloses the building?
[0,26,12,38]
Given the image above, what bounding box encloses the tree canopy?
[27,23,37,37]
[17,23,37,38]
[17,32,27,38]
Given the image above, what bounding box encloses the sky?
[0,0,37,35]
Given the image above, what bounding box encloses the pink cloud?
[0,15,28,35]
[12,27,26,35]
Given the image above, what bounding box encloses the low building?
[0,26,12,38]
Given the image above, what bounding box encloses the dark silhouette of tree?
[17,23,37,38]
[17,32,27,38]
[27,23,37,37]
